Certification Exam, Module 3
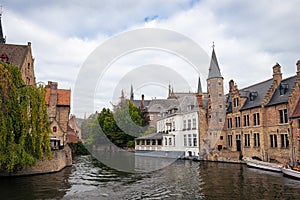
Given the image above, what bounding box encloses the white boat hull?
[281,167,300,179]
[245,158,282,172]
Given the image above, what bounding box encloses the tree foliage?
[97,100,144,148]
[81,99,148,149]
[0,63,51,172]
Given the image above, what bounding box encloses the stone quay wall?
[0,145,72,176]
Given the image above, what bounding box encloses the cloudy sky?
[2,0,300,116]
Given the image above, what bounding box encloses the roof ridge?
[281,75,297,82]
[240,78,273,91]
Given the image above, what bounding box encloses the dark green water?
[1,155,300,199]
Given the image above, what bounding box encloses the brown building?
[0,14,35,86]
[67,114,82,143]
[221,61,300,163]
[45,81,71,149]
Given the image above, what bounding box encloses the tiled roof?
[148,99,178,112]
[136,132,163,140]
[0,43,28,67]
[208,48,222,79]
[240,78,273,111]
[266,76,296,107]
[45,88,71,106]
[67,130,78,143]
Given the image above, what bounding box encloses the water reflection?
[0,166,72,200]
[1,156,300,199]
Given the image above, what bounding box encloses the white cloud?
[1,1,299,116]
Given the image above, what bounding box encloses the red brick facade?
[45,81,71,148]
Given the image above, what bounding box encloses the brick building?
[217,60,300,163]
[0,14,35,86]
[45,81,71,149]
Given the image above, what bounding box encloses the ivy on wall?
[0,62,51,173]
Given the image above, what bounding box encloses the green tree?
[0,63,51,172]
[95,99,145,148]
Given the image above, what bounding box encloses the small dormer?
[249,91,258,101]
[279,82,288,95]
[188,104,195,110]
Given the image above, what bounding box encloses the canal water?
[1,155,300,199]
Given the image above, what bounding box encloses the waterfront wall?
[201,149,243,163]
[0,145,72,176]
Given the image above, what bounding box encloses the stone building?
[205,47,226,151]
[220,61,300,163]
[135,77,207,158]
[0,14,35,86]
[45,81,71,149]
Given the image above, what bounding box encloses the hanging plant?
[0,62,51,172]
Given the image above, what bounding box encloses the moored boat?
[281,166,300,179]
[244,157,283,172]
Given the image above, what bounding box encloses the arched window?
[53,126,57,132]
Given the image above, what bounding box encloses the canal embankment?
[0,145,72,176]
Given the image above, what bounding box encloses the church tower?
[0,6,6,44]
[206,44,225,139]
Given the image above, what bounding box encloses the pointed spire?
[130,84,134,101]
[0,5,5,44]
[168,82,171,98]
[197,77,202,94]
[208,42,222,79]
[120,89,125,102]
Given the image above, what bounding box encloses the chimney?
[229,80,234,93]
[49,81,58,118]
[273,63,282,84]
[196,94,202,108]
[141,94,145,110]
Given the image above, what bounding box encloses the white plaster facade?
[157,102,200,158]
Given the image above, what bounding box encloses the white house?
[157,94,199,158]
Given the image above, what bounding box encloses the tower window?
[233,98,239,107]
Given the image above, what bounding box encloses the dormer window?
[0,53,8,63]
[189,105,195,110]
[249,91,258,101]
[279,83,288,95]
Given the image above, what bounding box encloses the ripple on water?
[62,156,300,200]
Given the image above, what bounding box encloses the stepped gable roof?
[45,88,71,106]
[135,132,163,140]
[0,43,28,67]
[208,48,222,79]
[240,78,273,111]
[291,98,300,118]
[266,76,297,107]
[226,94,233,113]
